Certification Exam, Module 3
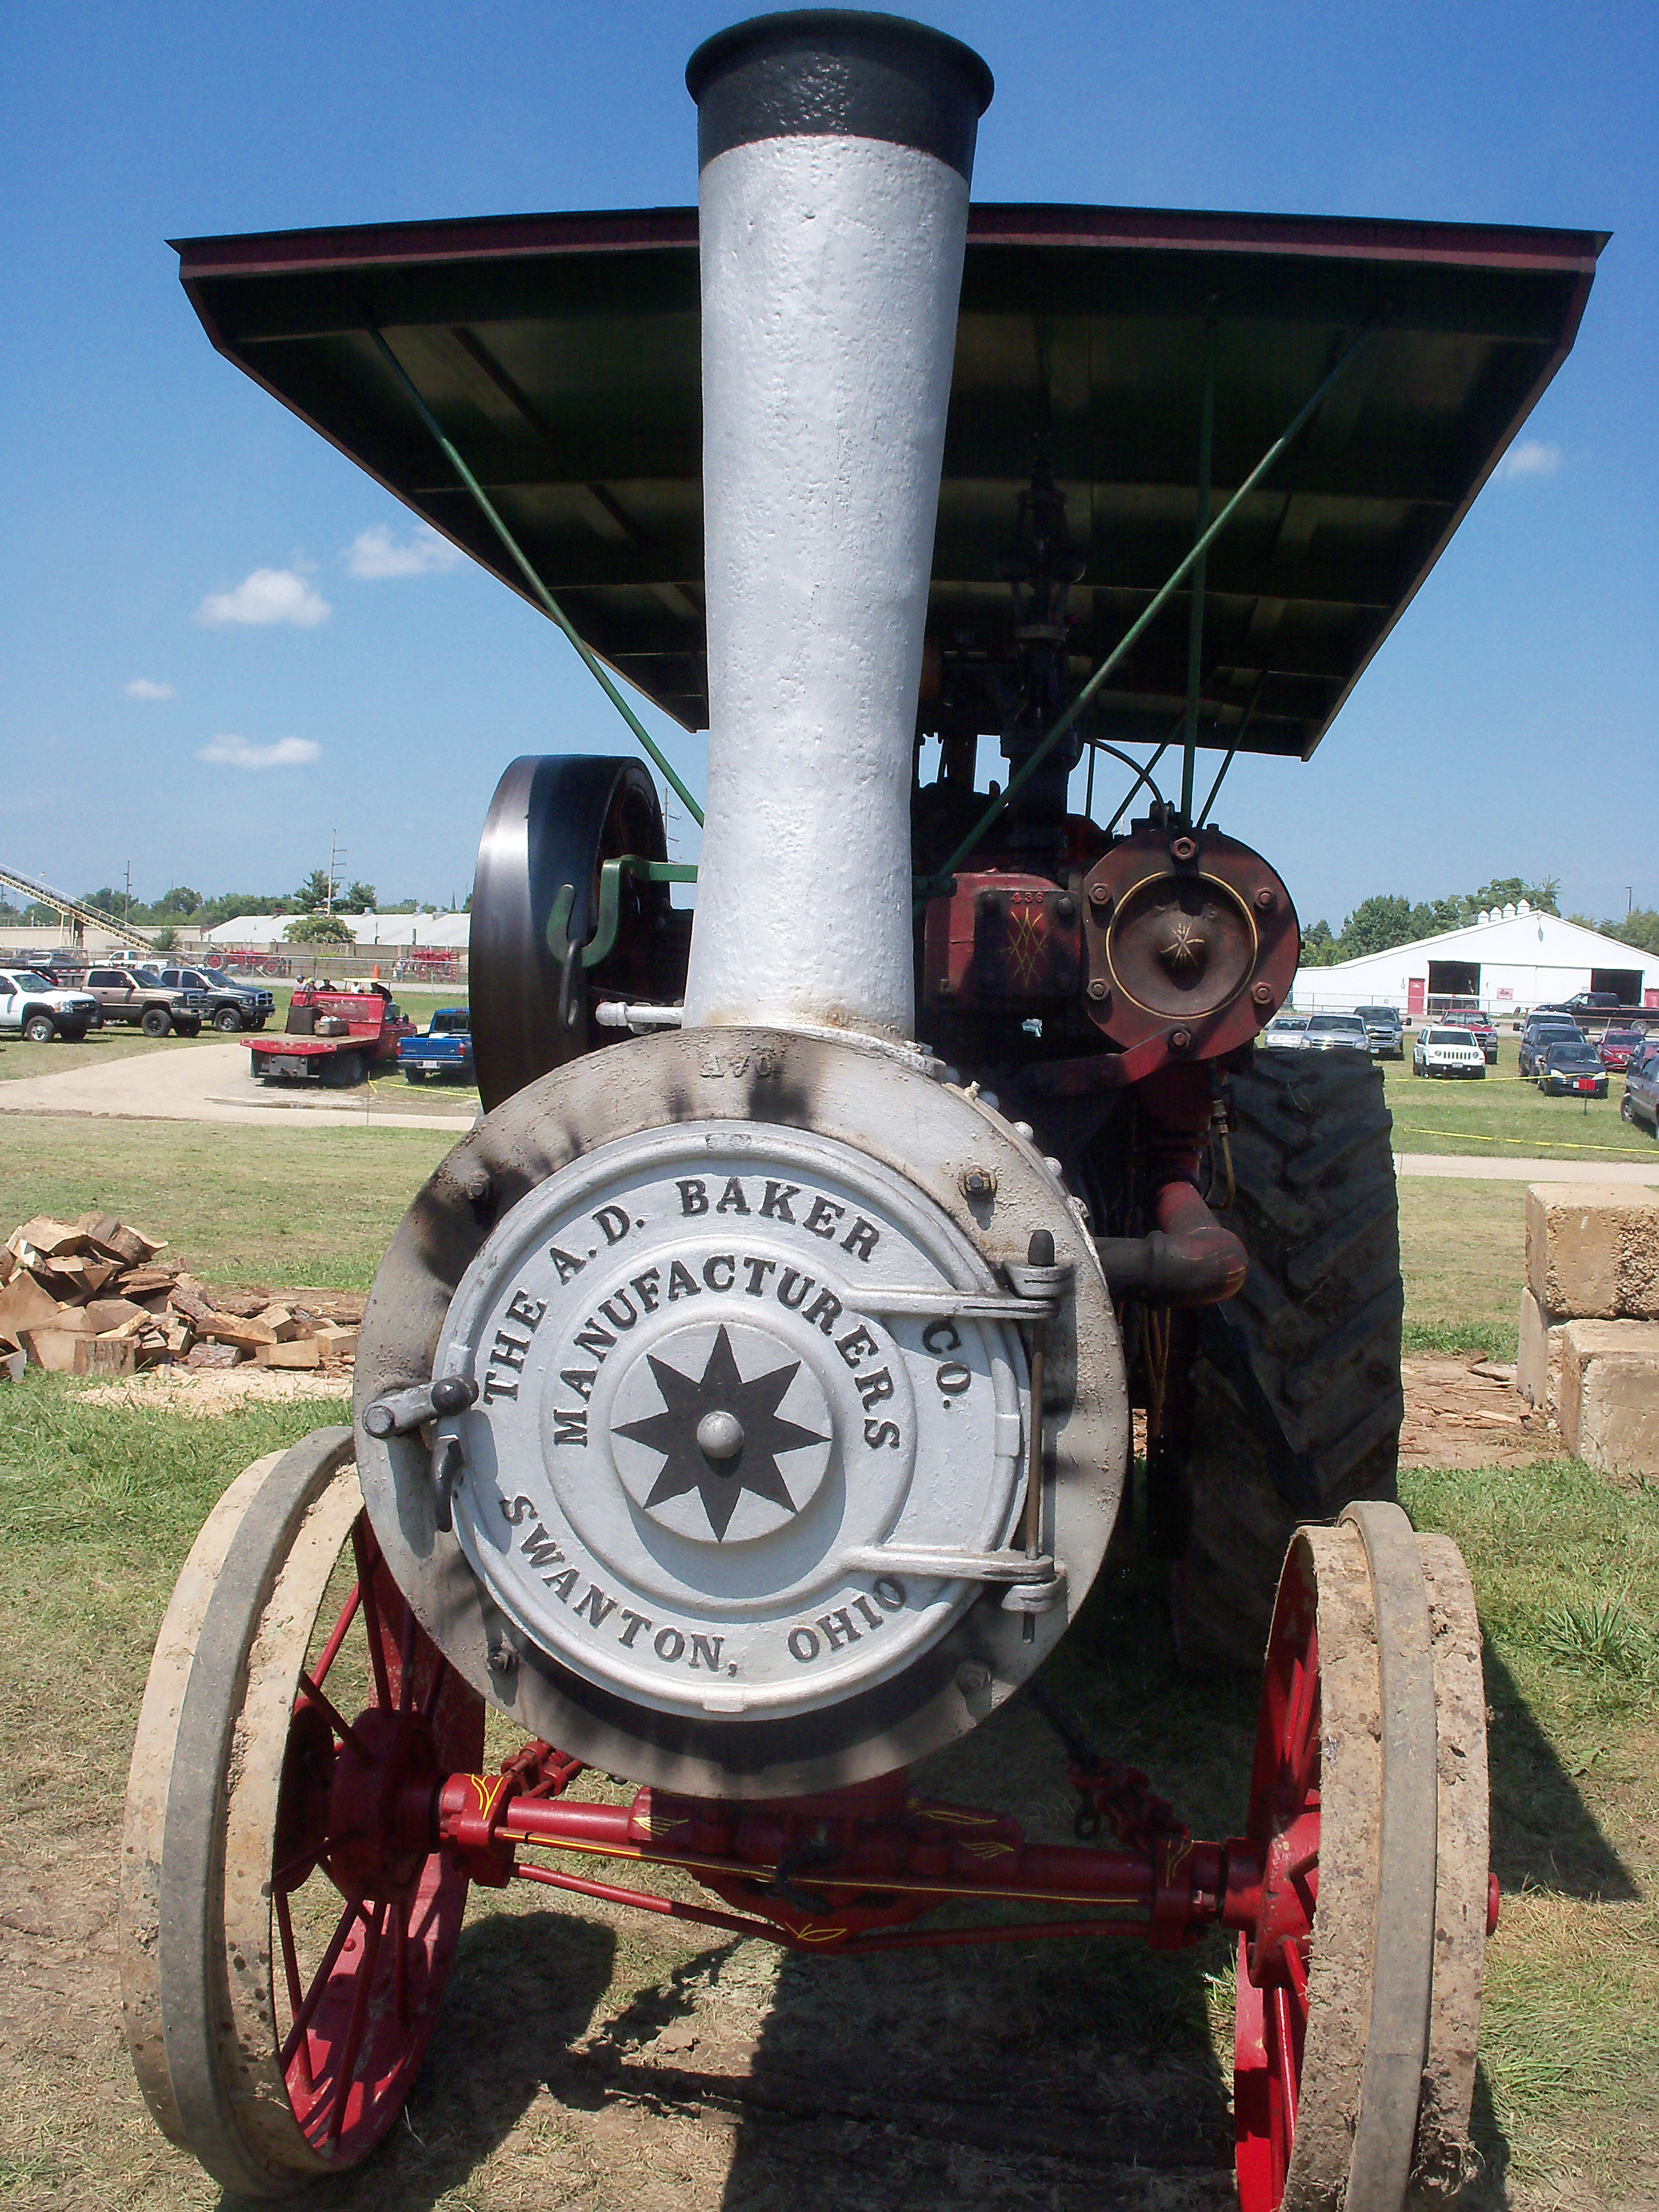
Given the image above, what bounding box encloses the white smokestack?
[683,13,992,1039]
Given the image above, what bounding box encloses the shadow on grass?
[720,1531,1238,2209]
[271,1907,618,2212]
[1483,1642,1638,1901]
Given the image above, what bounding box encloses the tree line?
[0,877,467,931]
[1300,875,1658,964]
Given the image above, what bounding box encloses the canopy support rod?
[1178,315,1217,821]
[916,317,1379,901]
[363,322,705,828]
[1102,738,1171,837]
[1195,674,1269,831]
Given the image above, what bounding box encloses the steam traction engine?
[124,14,1601,2205]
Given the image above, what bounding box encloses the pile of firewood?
[0,1214,360,1382]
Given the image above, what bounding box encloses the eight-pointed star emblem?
[612,1326,828,1541]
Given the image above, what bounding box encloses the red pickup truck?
[248,982,415,1087]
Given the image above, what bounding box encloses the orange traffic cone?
[372,962,381,979]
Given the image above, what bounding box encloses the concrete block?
[1517,1287,1566,1412]
[1526,1184,1659,1320]
[1559,1319,1659,1476]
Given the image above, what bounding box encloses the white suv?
[0,968,100,1043]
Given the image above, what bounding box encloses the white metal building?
[1292,904,1659,1018]
[202,912,470,951]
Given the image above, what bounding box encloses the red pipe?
[1095,1179,1247,1305]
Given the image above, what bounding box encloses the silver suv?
[1303,1012,1371,1054]
[1354,1003,1404,1059]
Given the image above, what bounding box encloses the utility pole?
[122,862,132,933]
[1628,886,1634,915]
[326,831,346,916]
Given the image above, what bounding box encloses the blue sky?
[3,0,1654,930]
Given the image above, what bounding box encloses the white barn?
[202,911,471,951]
[1293,904,1659,1019]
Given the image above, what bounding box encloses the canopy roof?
[176,201,1603,759]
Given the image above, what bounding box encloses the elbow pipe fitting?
[1096,1179,1248,1307]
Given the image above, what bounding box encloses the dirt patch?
[1400,1357,1562,1469]
[72,1367,352,1417]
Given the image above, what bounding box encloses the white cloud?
[195,567,331,627]
[197,734,321,770]
[345,522,464,579]
[124,677,175,700]
[1498,439,1563,481]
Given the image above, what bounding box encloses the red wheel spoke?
[308,1581,362,1691]
[397,1600,418,1714]
[351,1522,393,1711]
[419,1650,447,1724]
[393,1894,411,2027]
[1282,1645,1320,1796]
[1283,1940,1309,2014]
[271,1830,360,1891]
[326,1898,388,2145]
[273,1891,311,2088]
[296,1672,368,1758]
[279,1890,365,2073]
[1272,1985,1299,2141]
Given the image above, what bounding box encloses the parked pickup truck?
[79,964,206,1037]
[0,968,100,1042]
[397,1006,473,1083]
[153,964,274,1032]
[249,982,414,1086]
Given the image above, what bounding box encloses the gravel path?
[0,1039,473,1131]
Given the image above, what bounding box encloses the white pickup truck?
[0,968,100,1043]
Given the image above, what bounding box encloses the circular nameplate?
[436,1122,1025,1720]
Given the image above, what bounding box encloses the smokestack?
[682,12,992,1039]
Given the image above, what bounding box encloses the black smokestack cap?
[687,11,993,182]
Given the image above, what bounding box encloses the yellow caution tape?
[1393,1124,1658,1156]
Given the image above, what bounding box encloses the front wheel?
[120,1433,485,2195]
[140,1008,172,1039]
[58,1025,89,1043]
[215,1006,244,1033]
[23,1013,57,1044]
[1232,1502,1488,2211]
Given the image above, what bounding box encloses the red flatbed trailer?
[249,983,415,1087]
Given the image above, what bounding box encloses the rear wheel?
[403,1068,427,1085]
[120,1432,484,2196]
[142,1007,172,1038]
[1172,1050,1404,1670]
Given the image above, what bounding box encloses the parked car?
[1597,1027,1645,1071]
[152,964,274,1033]
[0,968,100,1042]
[1413,1026,1486,1079]
[78,965,206,1037]
[1622,1044,1659,1134]
[1536,1039,1608,1098]
[1354,1004,1404,1059]
[397,1006,474,1084]
[1443,1009,1498,1063]
[1518,1018,1584,1078]
[1302,1012,1371,1055]
[1259,1012,1308,1051]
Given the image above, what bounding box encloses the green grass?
[1398,1177,1526,1361]
[0,1115,453,1287]
[1383,1036,1659,1163]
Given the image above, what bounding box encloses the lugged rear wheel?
[1173,1050,1404,1669]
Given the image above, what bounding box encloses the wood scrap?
[4,1212,358,1384]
